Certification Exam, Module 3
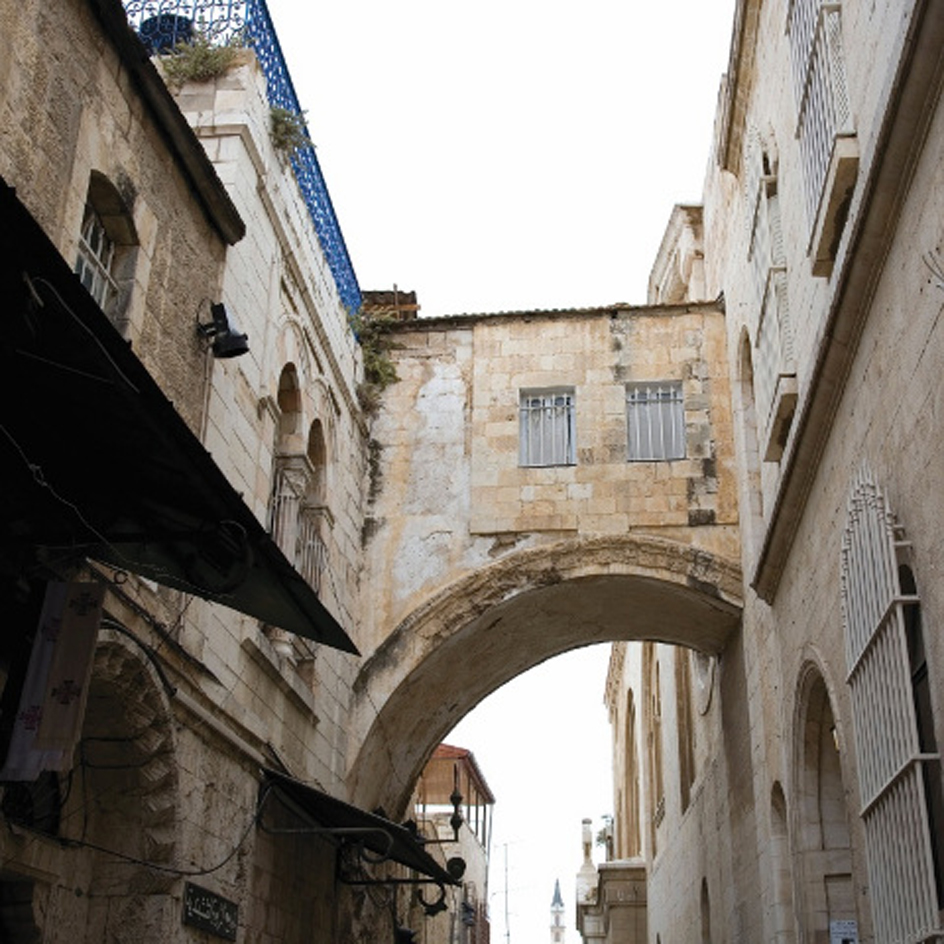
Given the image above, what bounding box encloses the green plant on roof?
[159,31,243,87]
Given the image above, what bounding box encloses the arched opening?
[277,363,302,440]
[770,781,796,944]
[794,666,855,939]
[700,876,711,944]
[75,635,180,929]
[348,534,741,817]
[306,418,328,506]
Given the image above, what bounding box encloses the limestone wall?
[0,0,228,434]
[168,53,370,794]
[364,305,739,653]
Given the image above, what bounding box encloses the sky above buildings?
[267,0,737,318]
[266,1,736,939]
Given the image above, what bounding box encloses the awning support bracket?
[255,778,460,917]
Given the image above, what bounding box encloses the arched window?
[623,689,641,858]
[277,364,302,438]
[795,668,854,939]
[307,418,327,507]
[676,648,696,813]
[269,366,331,613]
[841,472,943,938]
[74,172,138,330]
[770,782,796,944]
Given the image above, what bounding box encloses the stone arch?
[304,377,338,498]
[348,533,740,814]
[792,660,855,939]
[273,316,313,384]
[277,363,302,438]
[735,326,764,556]
[76,630,180,902]
[770,780,796,944]
[306,418,328,505]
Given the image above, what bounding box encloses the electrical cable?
[56,781,271,877]
[0,421,239,602]
[27,274,140,394]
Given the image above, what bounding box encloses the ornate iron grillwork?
[123,0,362,315]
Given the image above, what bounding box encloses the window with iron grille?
[786,0,855,235]
[75,203,118,312]
[841,470,944,941]
[626,383,685,461]
[519,389,575,467]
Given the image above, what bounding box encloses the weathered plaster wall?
[363,305,739,654]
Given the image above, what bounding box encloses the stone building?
[2,0,943,941]
[0,0,453,940]
[409,745,494,944]
[597,0,944,941]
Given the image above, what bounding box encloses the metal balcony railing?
[267,459,328,596]
[123,0,362,316]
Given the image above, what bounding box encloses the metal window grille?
[519,390,575,467]
[840,469,943,942]
[787,0,853,227]
[75,205,118,312]
[268,460,327,594]
[626,383,685,461]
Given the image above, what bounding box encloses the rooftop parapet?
[123,0,362,315]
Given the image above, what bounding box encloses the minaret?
[550,878,565,943]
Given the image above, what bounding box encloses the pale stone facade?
[3,0,944,941]
[598,0,944,942]
[0,0,367,939]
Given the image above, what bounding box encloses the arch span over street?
[348,532,741,815]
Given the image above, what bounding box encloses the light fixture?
[197,303,249,358]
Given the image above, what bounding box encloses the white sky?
[448,645,614,944]
[265,1,737,939]
[267,0,736,318]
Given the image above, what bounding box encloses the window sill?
[809,134,859,277]
[241,632,319,723]
[763,374,798,462]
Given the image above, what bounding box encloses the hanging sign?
[182,882,238,940]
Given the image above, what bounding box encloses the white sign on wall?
[830,919,858,944]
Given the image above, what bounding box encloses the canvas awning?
[260,768,461,887]
[0,179,357,654]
